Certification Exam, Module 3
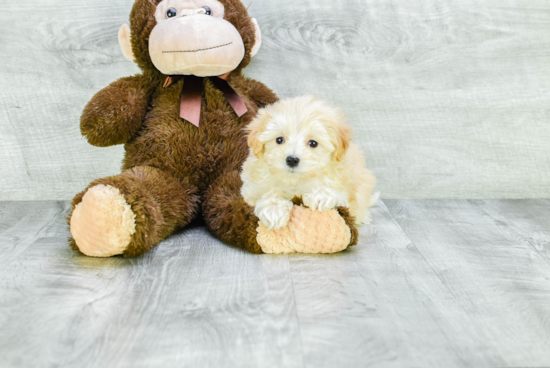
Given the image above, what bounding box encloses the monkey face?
[119,0,262,76]
[148,0,245,76]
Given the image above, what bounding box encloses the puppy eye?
[308,140,318,148]
[276,137,285,145]
[166,8,177,18]
[203,7,212,15]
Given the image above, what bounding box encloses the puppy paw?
[303,188,347,212]
[254,197,294,230]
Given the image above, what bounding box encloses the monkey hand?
[81,75,152,147]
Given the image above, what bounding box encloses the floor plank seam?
[470,200,550,266]
[0,202,67,272]
[286,255,307,368]
[382,201,483,327]
[382,200,457,296]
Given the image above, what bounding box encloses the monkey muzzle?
[149,14,245,77]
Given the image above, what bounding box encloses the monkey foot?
[70,184,136,257]
[256,205,352,254]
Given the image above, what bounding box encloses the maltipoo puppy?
[241,95,377,230]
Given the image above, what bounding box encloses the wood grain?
[1,0,550,200]
[385,199,550,367]
[0,202,303,368]
[2,200,550,367]
[474,199,550,262]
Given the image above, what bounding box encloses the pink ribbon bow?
[163,73,248,127]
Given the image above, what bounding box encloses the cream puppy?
[241,95,377,230]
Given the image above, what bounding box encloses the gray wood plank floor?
[1,200,549,368]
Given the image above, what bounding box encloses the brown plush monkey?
[68,0,358,257]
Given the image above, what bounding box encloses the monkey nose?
[286,156,300,168]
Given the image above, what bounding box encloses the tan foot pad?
[257,205,351,254]
[70,184,136,257]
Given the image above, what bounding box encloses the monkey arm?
[243,79,279,109]
[80,75,153,147]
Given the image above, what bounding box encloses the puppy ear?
[334,124,352,162]
[247,119,265,158]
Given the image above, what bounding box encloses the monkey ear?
[118,24,135,62]
[250,18,262,58]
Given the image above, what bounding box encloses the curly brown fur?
[203,170,263,254]
[81,75,155,147]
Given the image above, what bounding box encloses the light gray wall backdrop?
[1,0,549,200]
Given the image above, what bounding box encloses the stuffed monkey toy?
[68,0,359,257]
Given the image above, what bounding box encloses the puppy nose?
[286,156,300,168]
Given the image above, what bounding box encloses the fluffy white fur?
[241,95,377,230]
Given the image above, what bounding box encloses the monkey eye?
[166,8,177,18]
[204,7,212,15]
[276,137,285,145]
[308,140,318,148]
